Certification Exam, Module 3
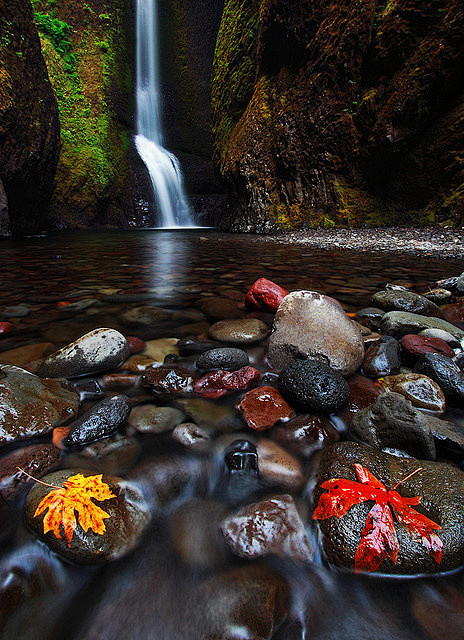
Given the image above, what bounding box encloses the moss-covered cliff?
[31,0,137,229]
[0,0,60,235]
[213,0,464,231]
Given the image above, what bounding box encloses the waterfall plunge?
[135,0,194,228]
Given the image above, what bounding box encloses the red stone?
[341,374,384,426]
[442,302,464,326]
[245,278,288,313]
[401,334,455,358]
[194,366,261,399]
[0,322,13,335]
[237,385,295,431]
[126,336,146,354]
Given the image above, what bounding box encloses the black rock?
[278,358,350,412]
[63,394,131,447]
[362,336,401,378]
[413,353,464,403]
[0,444,61,503]
[196,347,249,371]
[177,337,220,355]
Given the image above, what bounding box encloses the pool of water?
[1,230,464,640]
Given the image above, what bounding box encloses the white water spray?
[135,0,193,227]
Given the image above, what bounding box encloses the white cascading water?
[135,0,193,227]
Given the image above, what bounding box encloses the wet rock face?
[413,353,464,403]
[0,0,60,235]
[362,336,401,378]
[0,366,79,447]
[314,442,464,575]
[196,347,249,371]
[370,290,443,318]
[63,395,131,447]
[213,0,464,231]
[0,444,61,503]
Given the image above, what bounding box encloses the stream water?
[1,230,464,640]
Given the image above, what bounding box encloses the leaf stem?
[390,467,423,491]
[16,467,60,489]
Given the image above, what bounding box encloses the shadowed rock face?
[0,0,60,235]
[213,0,464,232]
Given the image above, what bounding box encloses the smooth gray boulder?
[381,311,464,344]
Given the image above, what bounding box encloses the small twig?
[390,467,423,492]
[16,467,60,489]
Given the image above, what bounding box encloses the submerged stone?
[63,394,131,447]
[371,289,443,318]
[237,385,295,431]
[209,318,270,344]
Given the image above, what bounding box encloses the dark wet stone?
[66,434,141,475]
[177,337,220,355]
[191,564,288,640]
[172,422,213,450]
[25,468,151,564]
[423,288,453,304]
[58,299,97,314]
[381,311,464,343]
[99,372,141,392]
[401,334,455,359]
[426,415,464,454]
[381,373,446,413]
[436,276,459,293]
[237,385,295,431]
[0,444,61,503]
[225,439,259,475]
[412,583,464,640]
[126,336,146,354]
[72,378,104,401]
[200,296,246,319]
[245,278,289,313]
[0,499,15,546]
[0,365,79,447]
[256,439,305,491]
[1,305,30,319]
[371,290,443,318]
[196,347,249,371]
[170,498,230,569]
[279,358,350,413]
[442,301,464,325]
[413,353,464,402]
[63,394,131,447]
[141,365,195,400]
[350,392,436,459]
[272,414,339,458]
[175,397,243,432]
[128,404,185,434]
[341,374,384,425]
[194,366,261,399]
[455,351,464,370]
[38,328,130,379]
[456,271,464,296]
[267,291,364,375]
[356,307,385,331]
[220,494,313,561]
[209,317,270,345]
[314,442,464,574]
[120,306,171,325]
[418,327,461,348]
[362,336,401,378]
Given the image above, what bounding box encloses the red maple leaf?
[312,464,443,572]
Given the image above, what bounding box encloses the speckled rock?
[413,353,464,402]
[256,438,305,491]
[63,395,131,447]
[196,347,249,371]
[381,312,464,344]
[350,392,436,459]
[401,334,455,359]
[0,365,79,447]
[128,405,185,434]
[209,318,270,344]
[423,289,453,305]
[278,358,350,413]
[25,468,151,564]
[362,336,401,378]
[371,290,443,318]
[237,385,295,431]
[141,365,195,400]
[267,291,364,375]
[172,422,213,450]
[272,414,339,458]
[220,494,313,561]
[381,374,446,413]
[0,444,61,503]
[38,328,130,379]
[314,442,464,574]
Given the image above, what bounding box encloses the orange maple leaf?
[33,473,116,548]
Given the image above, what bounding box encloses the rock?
[177,337,220,355]
[381,311,464,344]
[142,338,179,362]
[209,317,270,344]
[456,272,464,296]
[141,365,195,400]
[0,444,61,503]
[126,336,146,354]
[370,290,443,318]
[174,397,242,432]
[194,366,261,399]
[220,494,313,561]
[196,347,249,371]
[278,358,350,412]
[362,336,401,378]
[170,498,230,569]
[0,342,55,367]
[25,469,151,564]
[341,374,384,426]
[66,434,141,475]
[63,395,131,447]
[412,583,464,640]
[401,334,455,359]
[1,305,30,318]
[0,365,79,447]
[272,414,340,458]
[418,327,461,348]
[315,442,464,574]
[245,278,289,313]
[200,296,245,319]
[58,299,97,314]
[350,392,436,459]
[256,438,305,491]
[356,307,385,331]
[172,422,213,450]
[0,179,9,237]
[128,405,185,434]
[267,291,364,375]
[122,354,159,372]
[120,306,171,326]
[38,328,130,379]
[426,415,464,455]
[236,385,295,431]
[72,378,104,401]
[442,301,464,325]
[423,289,453,305]
[413,353,464,402]
[191,564,288,640]
[0,322,13,335]
[99,372,141,392]
[381,374,446,413]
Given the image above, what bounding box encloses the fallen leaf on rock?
[312,464,443,572]
[33,473,116,547]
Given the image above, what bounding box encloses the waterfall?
[135,0,194,228]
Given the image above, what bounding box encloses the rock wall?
[212,0,464,232]
[0,0,60,236]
